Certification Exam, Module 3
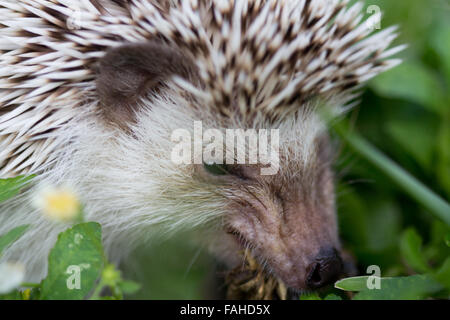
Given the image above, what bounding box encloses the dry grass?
[225,250,287,300]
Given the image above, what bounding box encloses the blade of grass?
[333,121,450,226]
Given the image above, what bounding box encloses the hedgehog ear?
[95,41,196,127]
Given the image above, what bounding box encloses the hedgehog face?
[192,124,342,291]
[80,73,343,290]
[223,151,340,291]
[90,40,344,290]
[220,165,341,290]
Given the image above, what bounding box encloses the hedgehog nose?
[306,247,342,289]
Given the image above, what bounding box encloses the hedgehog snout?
[305,247,343,289]
[268,246,343,291]
[225,196,342,291]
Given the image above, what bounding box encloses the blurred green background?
[122,0,450,299]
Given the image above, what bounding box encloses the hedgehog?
[0,0,404,294]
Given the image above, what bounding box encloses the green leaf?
[118,280,141,295]
[335,276,371,291]
[0,176,34,204]
[300,292,321,300]
[353,275,443,300]
[400,228,431,273]
[430,220,450,247]
[336,274,443,300]
[433,258,450,290]
[0,225,29,258]
[370,62,446,114]
[40,222,104,300]
[423,221,450,266]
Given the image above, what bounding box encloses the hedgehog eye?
[203,162,229,175]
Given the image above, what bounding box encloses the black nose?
[306,248,342,289]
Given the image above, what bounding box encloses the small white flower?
[0,262,25,294]
[34,186,81,222]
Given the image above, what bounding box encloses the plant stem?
[333,122,450,226]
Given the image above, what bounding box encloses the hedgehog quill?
[0,0,404,294]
